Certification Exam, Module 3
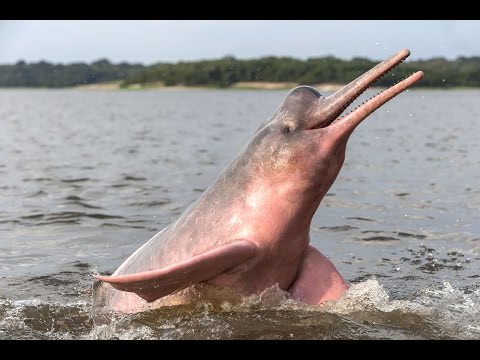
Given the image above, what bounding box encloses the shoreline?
[0,81,478,92]
[73,81,345,92]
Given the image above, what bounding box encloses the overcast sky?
[0,20,478,64]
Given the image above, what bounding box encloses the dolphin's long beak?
[331,68,423,137]
[311,49,423,137]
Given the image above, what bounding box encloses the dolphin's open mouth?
[310,49,424,131]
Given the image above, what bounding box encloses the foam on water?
[2,280,479,339]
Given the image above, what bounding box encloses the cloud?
[0,20,479,64]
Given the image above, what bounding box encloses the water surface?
[0,88,479,339]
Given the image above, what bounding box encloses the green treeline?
[1,56,479,88]
[0,59,144,87]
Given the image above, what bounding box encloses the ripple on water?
[19,212,124,225]
[61,178,91,183]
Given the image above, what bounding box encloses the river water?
[0,88,479,339]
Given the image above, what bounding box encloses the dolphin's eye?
[283,126,291,134]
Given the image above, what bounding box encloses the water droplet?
[442,79,446,82]
[375,41,380,45]
[409,113,413,117]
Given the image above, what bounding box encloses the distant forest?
[1,55,479,88]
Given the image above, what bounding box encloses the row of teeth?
[333,57,409,122]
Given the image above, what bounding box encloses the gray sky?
[0,20,478,64]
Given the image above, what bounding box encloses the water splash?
[2,280,480,339]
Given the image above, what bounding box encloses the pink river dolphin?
[96,49,423,314]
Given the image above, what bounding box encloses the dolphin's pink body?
[96,49,423,314]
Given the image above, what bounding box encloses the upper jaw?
[307,49,423,131]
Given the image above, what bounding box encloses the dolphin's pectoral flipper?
[96,240,257,302]
[288,245,349,304]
